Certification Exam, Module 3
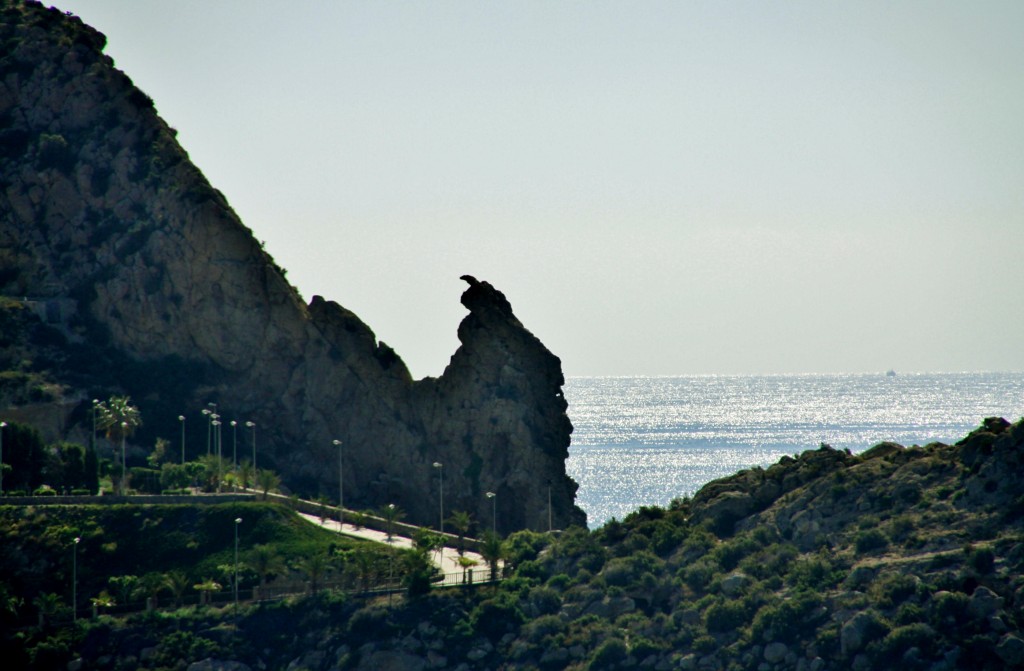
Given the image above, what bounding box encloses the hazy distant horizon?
[55,1,1024,378]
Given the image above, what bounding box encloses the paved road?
[296,512,489,576]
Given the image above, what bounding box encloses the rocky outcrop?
[0,2,584,532]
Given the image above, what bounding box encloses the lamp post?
[486,491,496,535]
[0,420,6,496]
[212,419,222,491]
[72,536,80,622]
[178,415,186,464]
[332,439,343,527]
[245,421,256,471]
[201,409,212,455]
[230,420,238,471]
[433,462,444,536]
[120,421,127,496]
[234,517,242,612]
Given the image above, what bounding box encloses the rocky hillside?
[8,418,1024,670]
[0,1,584,532]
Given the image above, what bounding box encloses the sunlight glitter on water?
[565,373,1024,527]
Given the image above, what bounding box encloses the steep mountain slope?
[6,418,1023,670]
[0,1,584,532]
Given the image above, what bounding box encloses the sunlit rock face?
[0,1,584,533]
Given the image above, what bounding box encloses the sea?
[564,372,1024,528]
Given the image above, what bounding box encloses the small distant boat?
[886,369,897,377]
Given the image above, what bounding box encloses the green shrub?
[855,529,889,554]
[705,598,749,633]
[870,623,936,663]
[751,591,824,644]
[966,545,995,574]
[869,573,920,608]
[527,585,562,616]
[524,613,564,643]
[588,638,628,670]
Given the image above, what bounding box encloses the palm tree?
[351,547,378,592]
[193,579,221,606]
[448,510,473,555]
[457,555,478,584]
[32,592,63,628]
[96,396,142,442]
[248,544,286,589]
[256,468,280,500]
[237,459,254,490]
[89,590,115,616]
[479,532,505,582]
[137,572,167,610]
[164,570,189,608]
[108,575,139,608]
[297,552,330,595]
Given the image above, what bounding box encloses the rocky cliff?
[0,1,585,532]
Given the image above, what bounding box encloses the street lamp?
[0,420,6,496]
[245,421,256,470]
[178,415,186,464]
[211,420,222,491]
[120,421,127,496]
[433,462,444,536]
[72,536,80,622]
[230,420,238,472]
[234,518,242,612]
[486,491,496,535]
[201,408,212,455]
[332,439,343,527]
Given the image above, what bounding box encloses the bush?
[966,545,995,574]
[751,591,825,644]
[705,598,749,633]
[33,484,56,496]
[855,529,889,554]
[588,638,628,670]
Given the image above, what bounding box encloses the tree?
[248,544,286,589]
[32,592,64,628]
[256,468,280,500]
[297,553,330,595]
[53,442,86,491]
[96,395,142,442]
[147,437,171,468]
[2,422,46,491]
[237,459,254,490]
[457,555,479,584]
[108,575,139,608]
[402,547,438,597]
[350,547,378,592]
[137,572,168,609]
[448,510,473,555]
[480,532,505,582]
[84,444,100,494]
[164,570,190,608]
[193,579,221,606]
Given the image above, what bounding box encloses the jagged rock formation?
[0,2,585,532]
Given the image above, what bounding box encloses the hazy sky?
[55,1,1024,378]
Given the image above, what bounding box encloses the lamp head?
[245,421,255,428]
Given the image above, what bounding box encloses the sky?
[54,1,1024,378]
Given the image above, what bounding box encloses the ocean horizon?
[564,371,1024,527]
